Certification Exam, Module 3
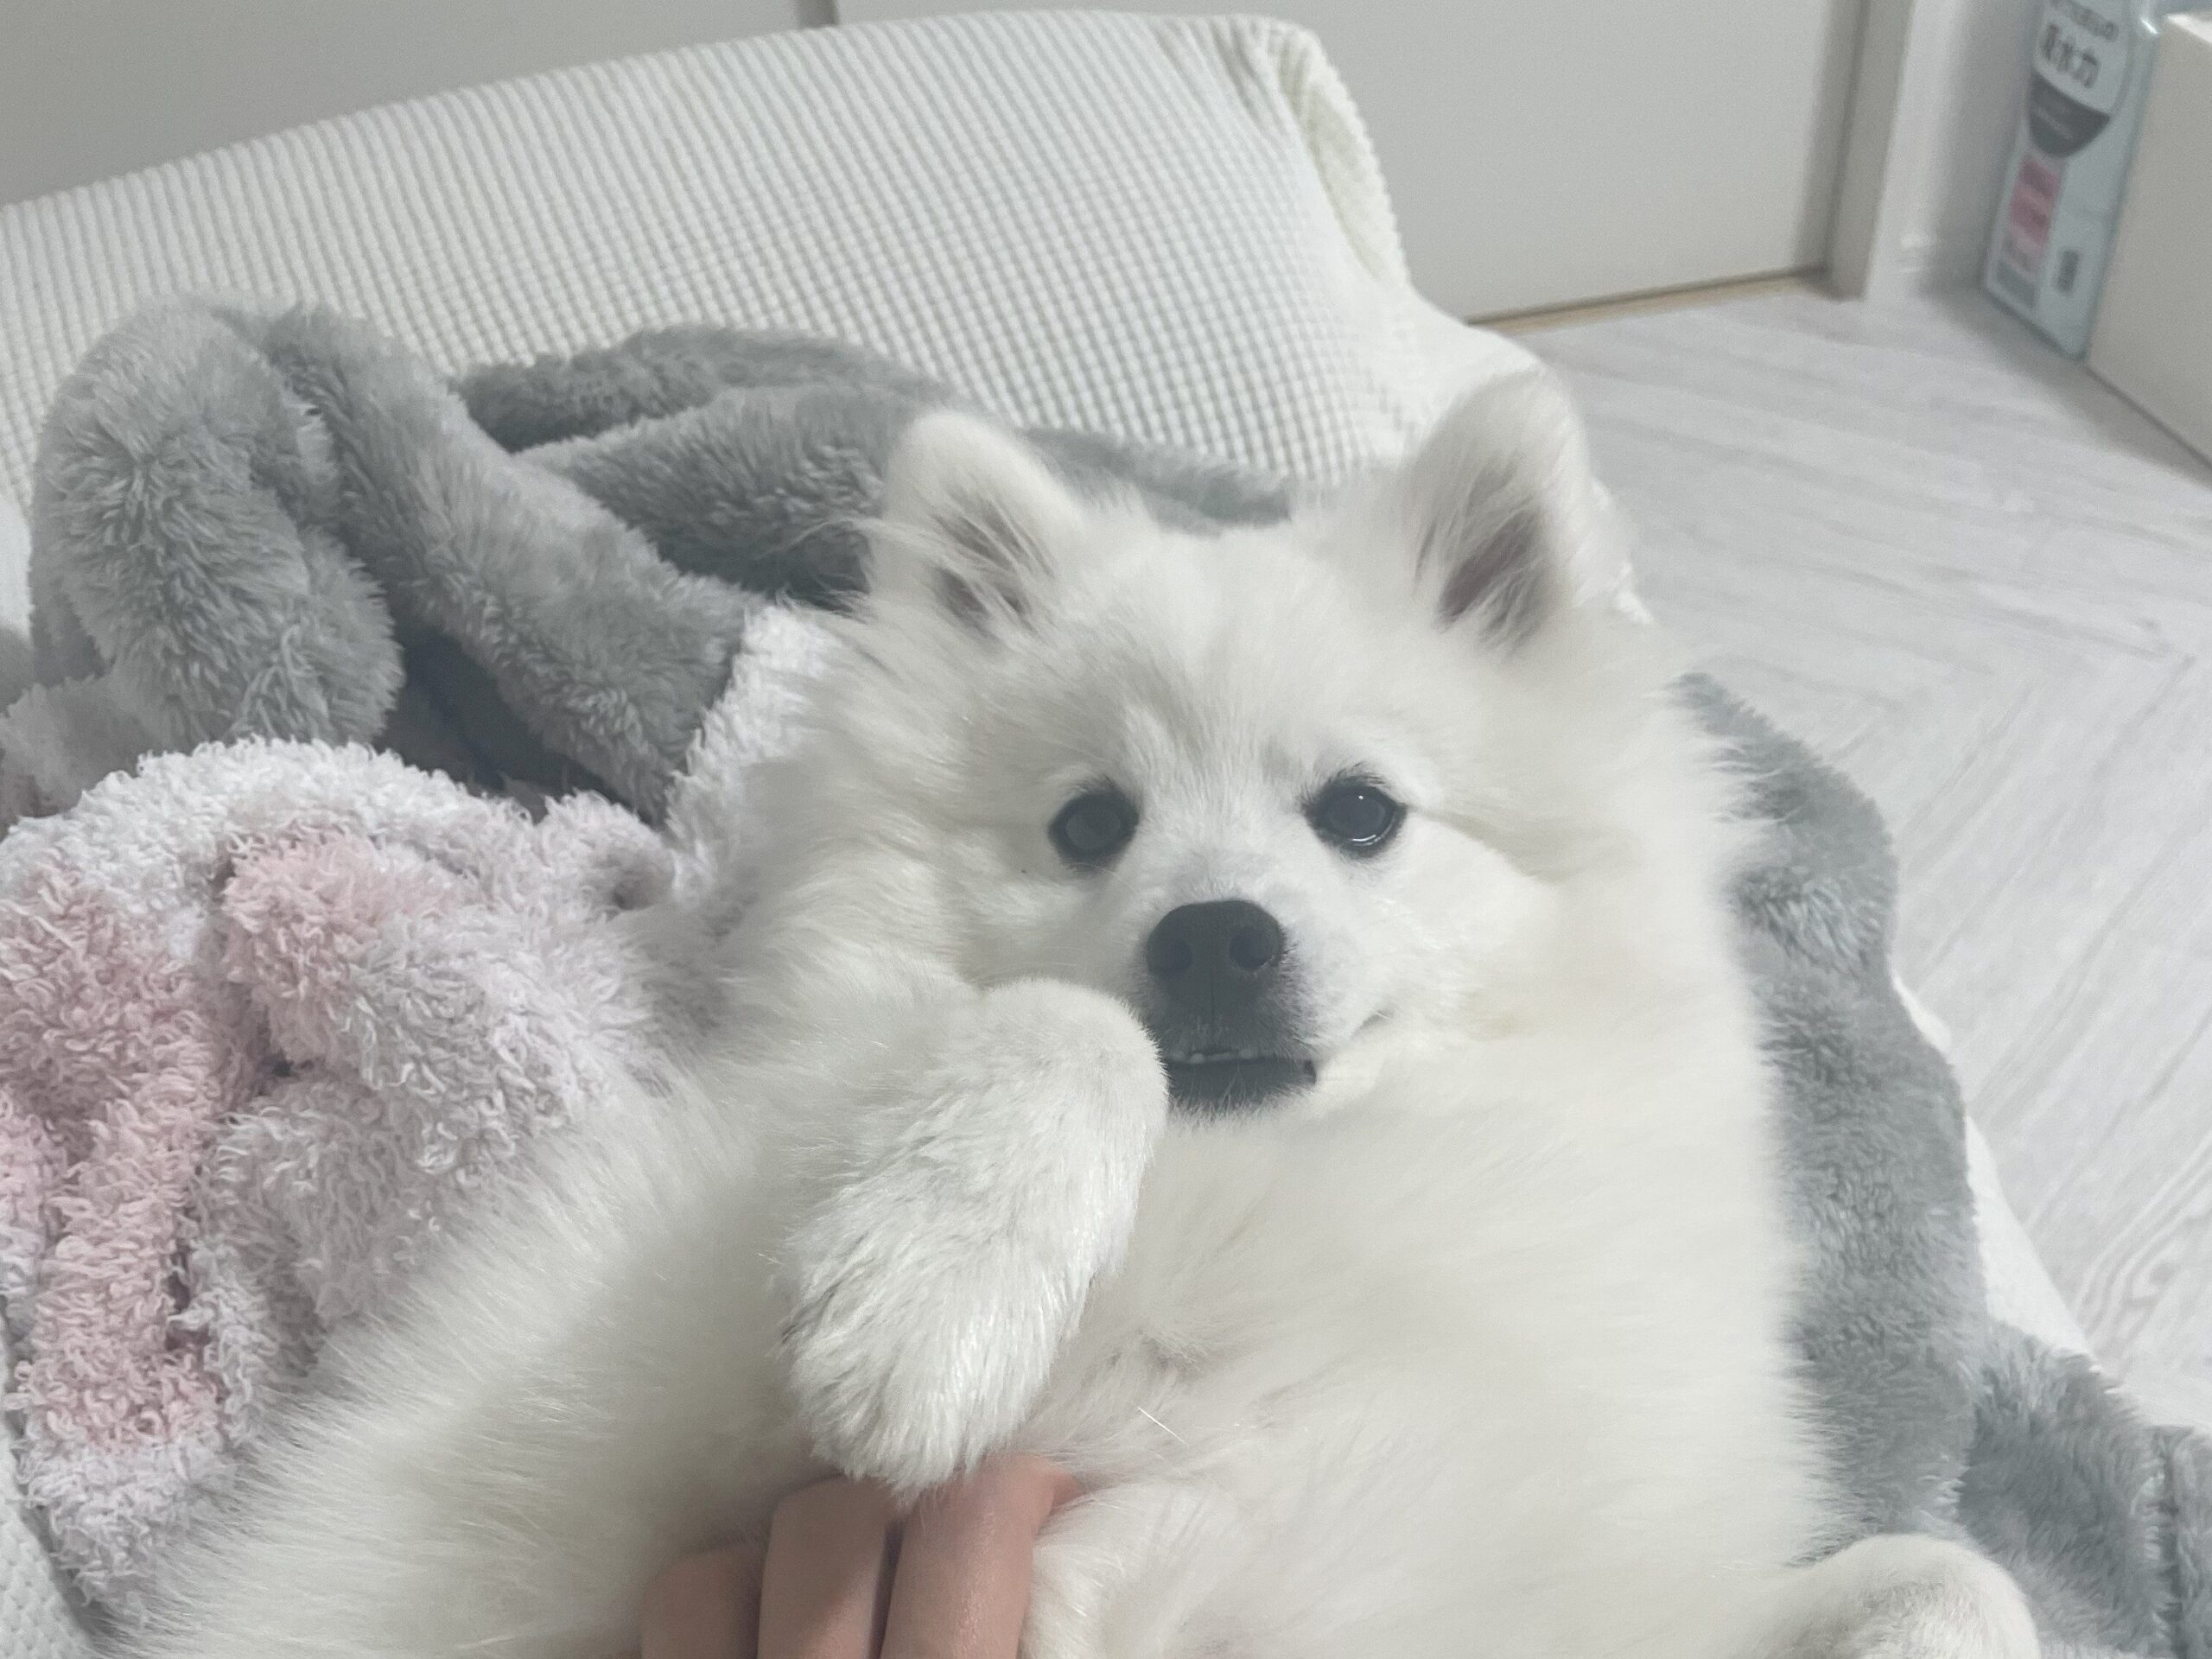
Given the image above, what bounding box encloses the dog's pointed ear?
[1382,372,1608,645]
[874,411,1087,633]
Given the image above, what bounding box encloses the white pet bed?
[0,14,2092,1649]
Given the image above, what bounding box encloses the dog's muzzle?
[1142,899,1315,1114]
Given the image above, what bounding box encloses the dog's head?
[808,373,1696,1116]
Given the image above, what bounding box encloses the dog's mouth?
[1161,1052,1318,1115]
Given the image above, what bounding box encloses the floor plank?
[1522,288,2212,1401]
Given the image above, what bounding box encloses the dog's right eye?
[1049,787,1138,868]
[1306,774,1404,855]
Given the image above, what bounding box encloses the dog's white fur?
[130,377,2038,1659]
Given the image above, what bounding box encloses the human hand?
[638,1455,1078,1659]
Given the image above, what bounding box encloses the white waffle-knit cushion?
[0,11,1526,522]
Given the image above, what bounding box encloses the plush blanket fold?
[0,300,2203,1659]
[12,301,1289,827]
[0,747,671,1618]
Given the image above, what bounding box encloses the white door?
[836,0,1867,319]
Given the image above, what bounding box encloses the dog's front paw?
[1784,1535,2039,1659]
[782,979,1166,1491]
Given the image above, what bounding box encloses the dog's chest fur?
[1004,1023,1827,1659]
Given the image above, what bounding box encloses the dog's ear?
[874,411,1087,633]
[1382,372,1608,645]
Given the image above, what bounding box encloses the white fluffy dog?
[131,375,2038,1659]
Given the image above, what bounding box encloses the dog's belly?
[1009,1113,1828,1659]
[1022,1348,1815,1659]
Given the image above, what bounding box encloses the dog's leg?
[1751,1533,2039,1659]
[779,978,1168,1491]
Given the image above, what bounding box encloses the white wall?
[0,0,822,207]
[1886,0,2042,289]
[1836,0,2041,297]
[841,0,1866,320]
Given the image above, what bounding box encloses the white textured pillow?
[0,11,1529,518]
[0,498,26,636]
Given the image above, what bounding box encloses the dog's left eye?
[1049,786,1139,868]
[1306,776,1403,855]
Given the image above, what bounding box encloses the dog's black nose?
[1145,899,1283,1009]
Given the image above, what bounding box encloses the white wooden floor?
[1521,288,2212,1408]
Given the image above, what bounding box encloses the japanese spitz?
[133,374,2037,1659]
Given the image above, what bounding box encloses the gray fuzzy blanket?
[8,302,1285,825]
[10,299,2210,1656]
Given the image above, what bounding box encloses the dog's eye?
[1306,776,1403,855]
[1049,787,1138,867]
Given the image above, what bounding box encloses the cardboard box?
[2088,12,2212,462]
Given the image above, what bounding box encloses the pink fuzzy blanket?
[0,614,825,1621]
[0,741,666,1617]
